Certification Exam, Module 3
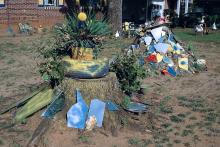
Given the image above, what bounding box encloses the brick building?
[0,0,65,30]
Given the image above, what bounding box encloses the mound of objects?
[133,25,207,76]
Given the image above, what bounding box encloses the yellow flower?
[78,12,87,21]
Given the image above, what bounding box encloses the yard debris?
[87,99,105,127]
[41,89,65,119]
[67,90,89,129]
[86,115,97,131]
[131,25,207,76]
[14,88,54,123]
[67,90,105,130]
[0,84,48,115]
[105,100,119,111]
[125,102,149,113]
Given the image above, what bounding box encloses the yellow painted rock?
[63,57,109,79]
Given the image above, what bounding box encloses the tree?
[107,0,123,33]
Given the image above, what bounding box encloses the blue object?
[168,34,176,43]
[126,102,148,113]
[41,90,65,119]
[106,100,119,111]
[154,43,169,54]
[167,67,177,77]
[87,99,106,127]
[148,45,155,54]
[158,37,165,43]
[67,90,88,129]
[181,61,187,65]
[163,56,174,66]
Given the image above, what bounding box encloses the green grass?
[159,96,173,114]
[0,139,4,146]
[181,129,194,137]
[170,115,184,123]
[79,135,90,143]
[128,138,152,147]
[173,28,220,43]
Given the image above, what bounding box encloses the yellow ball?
[78,12,87,21]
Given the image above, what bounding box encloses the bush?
[110,52,146,96]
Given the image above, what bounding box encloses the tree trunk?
[108,0,123,33]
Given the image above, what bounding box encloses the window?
[45,0,55,6]
[38,0,64,7]
[0,0,5,7]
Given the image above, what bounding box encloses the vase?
[71,47,93,60]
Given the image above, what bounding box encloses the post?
[176,0,181,17]
[185,0,189,14]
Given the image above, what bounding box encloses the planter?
[63,56,109,79]
[71,47,93,60]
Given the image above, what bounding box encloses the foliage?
[110,52,146,95]
[36,37,65,88]
[121,95,131,108]
[53,13,111,58]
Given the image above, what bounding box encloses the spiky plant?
[53,13,111,59]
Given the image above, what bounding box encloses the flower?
[78,12,87,21]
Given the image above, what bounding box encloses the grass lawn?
[173,28,220,43]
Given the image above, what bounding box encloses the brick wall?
[0,0,64,30]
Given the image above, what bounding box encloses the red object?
[161,70,169,75]
[146,54,157,63]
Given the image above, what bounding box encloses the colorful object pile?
[137,26,206,76]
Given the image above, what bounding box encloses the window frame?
[38,0,64,7]
[0,0,5,7]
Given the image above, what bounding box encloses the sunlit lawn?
[173,28,220,43]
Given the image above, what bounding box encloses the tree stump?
[27,73,123,146]
[60,72,123,135]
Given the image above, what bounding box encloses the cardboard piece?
[163,56,174,66]
[147,45,155,54]
[106,100,119,111]
[67,100,88,129]
[167,67,177,77]
[154,43,170,54]
[178,57,188,70]
[144,36,153,46]
[146,54,157,63]
[87,99,105,127]
[151,27,165,42]
[156,53,163,63]
[67,90,88,129]
[41,91,65,119]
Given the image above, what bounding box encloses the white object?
[212,22,217,30]
[144,36,153,46]
[154,43,170,54]
[86,116,97,131]
[195,24,203,32]
[115,31,120,38]
[196,59,206,65]
[151,27,165,42]
[200,16,205,24]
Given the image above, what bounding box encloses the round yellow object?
[78,12,87,21]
